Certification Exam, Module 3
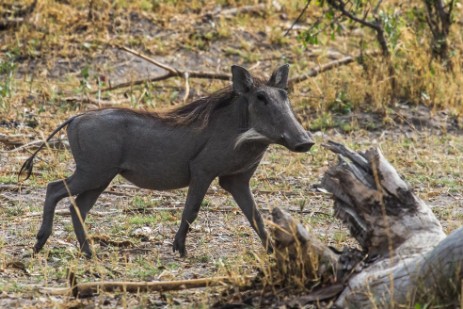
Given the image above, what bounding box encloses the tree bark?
[423,0,455,71]
[271,141,463,307]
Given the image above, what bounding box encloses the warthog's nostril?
[294,142,314,152]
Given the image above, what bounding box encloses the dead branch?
[0,133,34,148]
[271,207,338,286]
[284,0,312,37]
[91,46,231,94]
[25,209,120,218]
[91,235,133,248]
[40,274,246,298]
[325,0,388,57]
[87,47,380,95]
[0,184,23,192]
[207,4,267,18]
[60,96,130,107]
[321,140,444,257]
[288,56,355,86]
[118,46,178,74]
[102,190,136,197]
[2,138,68,153]
[233,141,462,308]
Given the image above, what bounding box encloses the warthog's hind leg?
[34,169,115,256]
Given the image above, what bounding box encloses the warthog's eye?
[256,92,268,105]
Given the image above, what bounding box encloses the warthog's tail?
[18,114,82,182]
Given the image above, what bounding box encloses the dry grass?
[1,0,463,307]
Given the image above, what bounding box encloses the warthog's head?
[233,64,314,152]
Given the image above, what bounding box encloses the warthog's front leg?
[173,176,213,257]
[219,171,272,253]
[69,185,108,258]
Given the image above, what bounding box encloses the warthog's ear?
[269,64,289,89]
[231,65,254,94]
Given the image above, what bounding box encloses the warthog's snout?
[294,130,315,152]
[281,131,315,152]
[294,140,314,152]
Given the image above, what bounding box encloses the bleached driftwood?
[272,141,463,308]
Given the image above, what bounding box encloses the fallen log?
[269,141,462,308]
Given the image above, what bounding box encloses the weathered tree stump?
[271,141,463,308]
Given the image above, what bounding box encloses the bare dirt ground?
[1,1,463,308]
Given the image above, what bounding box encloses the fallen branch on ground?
[25,209,120,217]
[60,96,130,107]
[2,138,68,153]
[0,133,34,148]
[40,273,249,298]
[91,235,134,248]
[0,184,24,192]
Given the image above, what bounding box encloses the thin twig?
[284,0,312,37]
[288,51,382,86]
[372,0,383,15]
[327,0,379,31]
[117,45,178,74]
[288,56,355,85]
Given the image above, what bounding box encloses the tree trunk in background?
[423,0,455,71]
[271,141,463,307]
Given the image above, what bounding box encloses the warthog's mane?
[104,77,267,128]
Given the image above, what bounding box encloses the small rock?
[131,226,153,241]
[272,0,282,11]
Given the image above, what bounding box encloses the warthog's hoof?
[266,243,274,254]
[33,242,45,255]
[81,250,93,259]
[172,238,186,257]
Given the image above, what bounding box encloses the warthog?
[20,64,314,257]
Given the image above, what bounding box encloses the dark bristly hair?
[123,77,267,128]
[162,76,267,128]
[161,86,237,128]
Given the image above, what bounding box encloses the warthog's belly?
[120,168,190,191]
